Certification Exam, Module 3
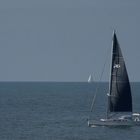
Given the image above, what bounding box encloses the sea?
[0,82,140,140]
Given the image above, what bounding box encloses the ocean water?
[0,82,140,140]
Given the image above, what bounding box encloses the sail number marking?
[113,64,121,69]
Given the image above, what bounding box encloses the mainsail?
[108,32,132,112]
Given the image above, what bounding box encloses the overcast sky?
[0,0,140,82]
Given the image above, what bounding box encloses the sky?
[0,0,140,82]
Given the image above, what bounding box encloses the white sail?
[88,75,93,83]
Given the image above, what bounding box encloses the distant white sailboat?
[88,75,93,83]
[88,31,140,127]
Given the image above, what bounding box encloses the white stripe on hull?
[88,120,140,127]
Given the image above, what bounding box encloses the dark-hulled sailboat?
[88,31,140,127]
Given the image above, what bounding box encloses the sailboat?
[88,31,140,127]
[88,75,93,83]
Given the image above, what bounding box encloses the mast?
[107,30,115,119]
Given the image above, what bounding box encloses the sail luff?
[107,31,115,118]
[109,31,118,97]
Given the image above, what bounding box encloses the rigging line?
[90,45,111,113]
